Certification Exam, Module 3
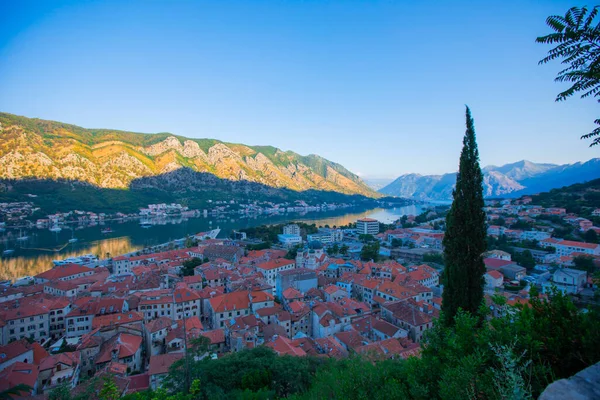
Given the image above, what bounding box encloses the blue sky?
[0,0,597,178]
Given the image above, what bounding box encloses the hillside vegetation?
[79,291,600,400]
[0,112,377,197]
[529,178,600,215]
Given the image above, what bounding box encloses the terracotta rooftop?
[148,353,183,376]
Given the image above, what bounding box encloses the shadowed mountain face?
[0,112,378,197]
[380,159,600,200]
[0,169,382,214]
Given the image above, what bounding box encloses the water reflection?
[0,236,138,281]
[0,205,421,280]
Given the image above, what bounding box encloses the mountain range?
[379,159,600,201]
[0,112,378,198]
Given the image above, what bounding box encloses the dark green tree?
[514,250,537,271]
[360,242,380,262]
[327,244,340,256]
[584,228,599,243]
[181,257,205,276]
[442,107,487,325]
[0,384,32,400]
[49,384,72,400]
[285,244,301,260]
[573,255,595,273]
[537,6,600,146]
[339,244,349,256]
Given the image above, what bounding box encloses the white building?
[544,268,587,294]
[356,218,379,235]
[520,230,551,241]
[283,224,301,236]
[312,228,343,244]
[256,259,296,294]
[484,270,504,289]
[540,238,600,257]
[2,306,50,344]
[306,232,339,245]
[278,234,302,247]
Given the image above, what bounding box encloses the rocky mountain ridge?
[380,159,600,200]
[0,112,377,197]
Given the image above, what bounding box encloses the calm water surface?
[0,205,421,280]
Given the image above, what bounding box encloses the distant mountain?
[482,160,557,181]
[380,159,600,201]
[0,112,378,198]
[363,178,395,191]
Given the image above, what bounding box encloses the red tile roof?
[282,287,303,300]
[484,258,515,269]
[0,340,32,364]
[145,317,173,333]
[125,373,150,394]
[148,354,183,376]
[92,312,143,329]
[256,259,295,271]
[35,264,93,281]
[174,285,201,303]
[200,329,225,344]
[39,351,80,372]
[249,290,274,303]
[95,333,142,365]
[208,291,250,313]
[266,335,306,356]
[0,362,38,395]
[487,270,504,280]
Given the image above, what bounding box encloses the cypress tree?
[441,106,487,325]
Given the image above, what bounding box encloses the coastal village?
[0,199,364,231]
[0,196,598,398]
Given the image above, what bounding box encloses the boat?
[80,254,98,263]
[52,253,98,266]
[14,276,34,286]
[53,257,83,266]
[194,228,221,240]
[140,222,152,229]
[16,229,29,241]
[68,229,78,243]
[49,225,62,232]
[101,227,113,234]
[2,249,14,256]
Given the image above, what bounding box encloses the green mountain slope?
[527,178,600,215]
[0,112,378,197]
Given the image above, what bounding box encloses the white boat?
[53,256,84,266]
[16,230,29,241]
[140,222,152,229]
[54,254,98,266]
[68,229,78,243]
[2,249,14,255]
[14,276,34,286]
[194,228,221,240]
[80,254,98,263]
